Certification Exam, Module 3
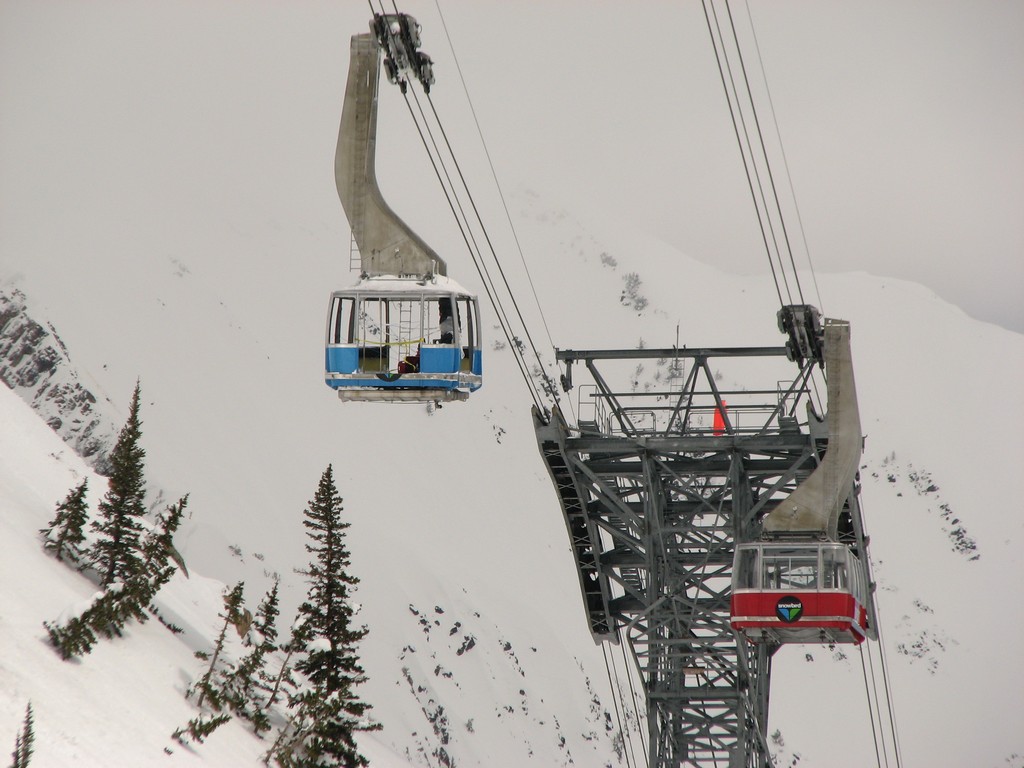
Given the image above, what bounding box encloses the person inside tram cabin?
[398,298,459,374]
[438,297,455,344]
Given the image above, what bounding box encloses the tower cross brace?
[535,344,861,767]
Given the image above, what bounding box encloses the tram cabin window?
[457,297,475,349]
[426,298,456,345]
[821,546,848,590]
[329,296,355,345]
[735,547,759,590]
[762,548,818,590]
[357,298,389,347]
[733,543,866,597]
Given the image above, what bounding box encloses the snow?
[338,275,479,295]
[1,2,1023,767]
[0,385,412,767]
[3,192,1022,764]
[307,638,332,654]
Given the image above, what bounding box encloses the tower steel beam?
[535,345,830,767]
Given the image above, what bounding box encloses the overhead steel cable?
[432,0,562,371]
[706,0,792,306]
[859,644,886,768]
[741,0,825,314]
[367,0,551,411]
[701,0,788,309]
[396,89,547,413]
[702,8,904,767]
[420,89,560,406]
[393,73,548,411]
[705,0,829,414]
[867,644,892,768]
[616,629,643,768]
[858,495,906,768]
[402,86,525,379]
[602,642,637,768]
[374,0,559,415]
[723,0,805,306]
[876,632,905,768]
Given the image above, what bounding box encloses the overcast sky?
[1,0,1021,332]
[420,0,1024,333]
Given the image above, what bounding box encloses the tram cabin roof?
[330,273,476,298]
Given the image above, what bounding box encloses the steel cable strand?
[740,0,824,315]
[866,641,892,768]
[408,86,480,260]
[412,83,558,408]
[859,644,885,768]
[398,90,546,411]
[723,0,805,306]
[701,0,786,309]
[375,0,555,410]
[615,629,643,768]
[423,90,559,410]
[718,0,828,419]
[403,83,544,409]
[857,495,905,767]
[369,10,547,410]
[875,628,905,767]
[432,0,563,374]
[365,0,547,403]
[407,94,552,411]
[702,0,793,308]
[603,642,637,768]
[621,628,648,761]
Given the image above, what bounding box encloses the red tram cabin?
[731,541,870,645]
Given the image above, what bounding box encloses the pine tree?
[262,703,313,767]
[40,480,90,566]
[43,580,153,660]
[190,581,246,711]
[295,466,368,697]
[226,579,281,735]
[9,702,33,768]
[43,606,99,660]
[139,495,188,594]
[266,617,309,712]
[171,713,231,746]
[139,495,189,633]
[282,690,369,768]
[44,496,188,660]
[275,464,378,767]
[41,386,190,661]
[90,381,147,586]
[253,580,281,653]
[44,500,180,660]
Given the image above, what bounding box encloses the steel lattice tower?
[535,342,859,767]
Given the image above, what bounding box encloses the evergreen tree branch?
[8,703,33,768]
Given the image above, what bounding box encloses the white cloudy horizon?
[1,0,1021,335]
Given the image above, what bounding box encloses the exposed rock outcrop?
[0,286,118,475]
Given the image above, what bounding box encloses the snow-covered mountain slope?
[2,2,1023,766]
[0,382,415,768]
[3,186,1023,766]
[514,198,1024,767]
[0,258,639,767]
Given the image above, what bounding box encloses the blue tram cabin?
[731,541,870,645]
[325,275,482,402]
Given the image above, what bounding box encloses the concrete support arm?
[763,320,863,538]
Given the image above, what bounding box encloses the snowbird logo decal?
[776,596,803,623]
